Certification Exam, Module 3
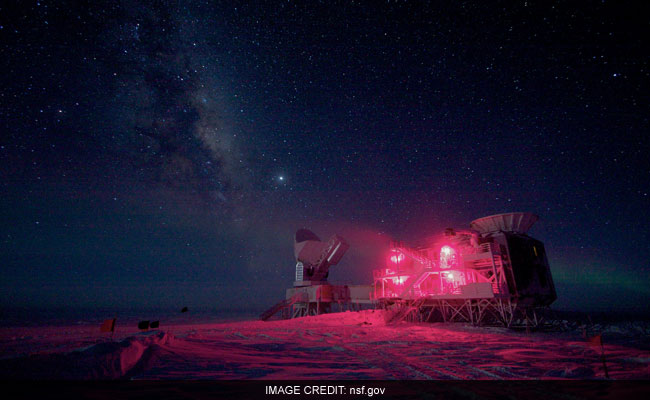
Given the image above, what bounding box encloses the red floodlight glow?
[392,276,406,285]
[389,249,405,264]
[440,245,457,269]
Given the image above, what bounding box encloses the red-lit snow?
[0,310,648,379]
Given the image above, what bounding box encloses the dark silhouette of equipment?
[138,320,150,330]
[293,228,349,284]
[260,229,373,320]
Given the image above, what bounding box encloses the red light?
[389,249,405,264]
[440,245,457,269]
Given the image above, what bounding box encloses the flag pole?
[600,339,609,379]
[111,317,116,341]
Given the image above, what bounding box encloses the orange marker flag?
[587,334,602,348]
[587,334,609,378]
[100,318,116,333]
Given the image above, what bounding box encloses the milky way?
[0,1,648,313]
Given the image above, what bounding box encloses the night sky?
[1,1,648,314]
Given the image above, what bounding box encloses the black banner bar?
[3,380,649,400]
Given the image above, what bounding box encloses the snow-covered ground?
[0,310,648,379]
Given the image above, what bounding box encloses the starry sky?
[1,1,648,314]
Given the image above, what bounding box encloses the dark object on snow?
[150,321,159,329]
[181,306,188,313]
[138,320,150,330]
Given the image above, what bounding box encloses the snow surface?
[0,310,648,380]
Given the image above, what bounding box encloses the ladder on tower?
[491,254,503,294]
[466,245,503,296]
